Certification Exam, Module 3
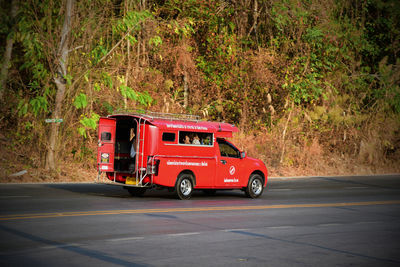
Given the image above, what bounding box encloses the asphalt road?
[0,175,399,266]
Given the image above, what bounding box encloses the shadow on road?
[229,229,400,265]
[44,183,251,201]
[0,224,146,266]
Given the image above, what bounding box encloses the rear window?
[162,132,176,142]
[101,132,111,141]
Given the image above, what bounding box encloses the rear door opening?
[114,117,137,173]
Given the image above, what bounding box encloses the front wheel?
[245,174,264,198]
[175,174,194,200]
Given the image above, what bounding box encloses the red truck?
[97,111,268,199]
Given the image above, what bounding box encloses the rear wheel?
[245,174,264,198]
[126,187,147,197]
[176,174,194,200]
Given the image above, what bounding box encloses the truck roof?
[109,111,238,137]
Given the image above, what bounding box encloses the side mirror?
[241,151,246,159]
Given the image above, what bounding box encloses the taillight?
[147,156,160,175]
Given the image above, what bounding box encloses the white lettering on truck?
[224,178,239,183]
[166,124,208,131]
[167,161,208,167]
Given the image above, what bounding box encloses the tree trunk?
[45,0,74,171]
[183,72,189,108]
[124,1,130,110]
[0,0,19,102]
[247,0,259,39]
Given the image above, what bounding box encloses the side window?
[179,131,213,146]
[162,132,176,142]
[101,132,111,141]
[218,140,240,158]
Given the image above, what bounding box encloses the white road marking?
[0,196,31,199]
[167,232,200,237]
[222,229,250,232]
[267,226,294,229]
[318,223,343,227]
[107,237,144,242]
[40,243,81,250]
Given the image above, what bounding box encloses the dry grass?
[232,114,400,178]
[0,132,97,183]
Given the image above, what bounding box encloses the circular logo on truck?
[229,166,235,175]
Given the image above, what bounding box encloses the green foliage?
[115,75,153,107]
[171,19,195,38]
[73,93,88,109]
[270,1,292,34]
[119,84,136,100]
[112,9,152,47]
[17,100,28,117]
[78,113,100,138]
[304,27,324,43]
[102,101,114,114]
[93,83,101,92]
[89,39,108,65]
[113,10,152,34]
[119,83,153,107]
[29,96,48,117]
[101,72,113,88]
[375,57,400,113]
[149,36,162,47]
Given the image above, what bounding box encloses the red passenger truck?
[97,111,268,199]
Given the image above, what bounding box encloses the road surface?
[0,175,399,266]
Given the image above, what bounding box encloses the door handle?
[221,160,227,165]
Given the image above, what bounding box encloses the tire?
[175,174,194,200]
[126,187,147,197]
[245,174,264,198]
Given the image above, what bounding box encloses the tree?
[45,0,74,171]
[0,0,18,102]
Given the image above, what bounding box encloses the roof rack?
[112,110,201,122]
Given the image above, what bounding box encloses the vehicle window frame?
[178,131,214,147]
[217,139,240,158]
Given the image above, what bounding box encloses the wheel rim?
[180,178,192,196]
[251,179,262,195]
